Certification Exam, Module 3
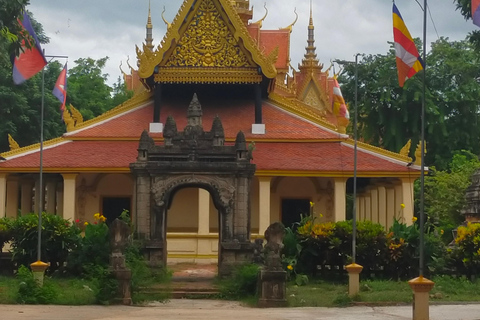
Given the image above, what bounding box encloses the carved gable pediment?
[163,0,254,68]
[137,0,277,84]
[301,80,327,114]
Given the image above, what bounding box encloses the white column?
[6,177,19,218]
[333,177,346,222]
[258,177,272,235]
[386,187,395,229]
[46,180,57,214]
[21,180,33,215]
[0,173,7,217]
[377,186,387,228]
[359,196,365,221]
[401,178,414,225]
[198,189,210,235]
[62,174,77,222]
[355,196,360,221]
[370,187,379,223]
[394,183,403,222]
[34,179,42,213]
[364,194,371,222]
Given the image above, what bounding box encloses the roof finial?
[309,0,313,26]
[145,0,154,51]
[161,6,172,29]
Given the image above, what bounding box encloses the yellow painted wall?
[168,188,199,232]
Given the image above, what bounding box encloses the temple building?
[0,0,421,264]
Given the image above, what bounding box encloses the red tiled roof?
[69,99,340,140]
[0,140,412,174]
[258,30,290,70]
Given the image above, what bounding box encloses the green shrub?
[16,265,57,304]
[219,263,260,298]
[0,217,12,250]
[67,216,110,275]
[8,213,81,272]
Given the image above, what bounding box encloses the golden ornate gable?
[136,0,276,84]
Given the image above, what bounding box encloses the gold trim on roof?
[268,92,337,131]
[155,67,262,84]
[136,0,277,80]
[399,139,411,157]
[344,139,413,164]
[0,137,66,159]
[68,90,153,132]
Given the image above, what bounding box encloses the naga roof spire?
[299,0,320,69]
[145,0,154,51]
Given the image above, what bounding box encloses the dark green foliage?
[0,217,12,250]
[455,0,480,51]
[8,213,81,272]
[219,264,260,298]
[16,265,57,304]
[67,220,110,275]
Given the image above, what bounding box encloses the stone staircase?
[140,263,220,299]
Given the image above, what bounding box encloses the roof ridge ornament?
[252,3,268,28]
[161,6,172,29]
[280,8,298,33]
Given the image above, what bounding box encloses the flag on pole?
[392,3,424,87]
[473,0,480,27]
[12,11,47,85]
[53,63,67,116]
[332,76,350,120]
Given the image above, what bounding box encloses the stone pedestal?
[345,263,363,296]
[109,219,133,305]
[408,276,435,320]
[258,269,287,307]
[30,260,49,287]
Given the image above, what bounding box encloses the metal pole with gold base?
[30,261,49,287]
[345,263,363,296]
[408,276,434,320]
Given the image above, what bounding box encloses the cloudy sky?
[28,0,477,86]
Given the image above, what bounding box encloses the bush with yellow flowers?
[450,222,480,278]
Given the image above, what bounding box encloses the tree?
[67,57,114,120]
[340,38,480,170]
[111,76,134,107]
[455,0,480,51]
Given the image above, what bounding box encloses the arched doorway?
[130,94,256,276]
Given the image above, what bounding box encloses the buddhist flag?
[12,11,47,85]
[53,63,67,115]
[332,76,349,120]
[473,0,480,27]
[392,3,424,87]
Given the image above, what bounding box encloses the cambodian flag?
[473,0,480,27]
[53,63,67,115]
[392,3,424,87]
[12,11,47,85]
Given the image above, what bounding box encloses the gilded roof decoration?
[63,107,75,132]
[414,141,426,166]
[399,139,411,157]
[164,0,253,68]
[280,8,298,33]
[8,134,19,151]
[136,0,277,81]
[70,105,84,127]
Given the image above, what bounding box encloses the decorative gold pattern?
[165,0,251,68]
[280,8,298,33]
[69,104,84,127]
[155,67,261,83]
[0,137,65,159]
[136,0,276,80]
[399,139,411,157]
[8,134,20,151]
[303,86,325,111]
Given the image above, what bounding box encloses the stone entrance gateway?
[130,94,256,276]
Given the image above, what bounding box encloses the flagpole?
[419,0,427,278]
[37,50,45,262]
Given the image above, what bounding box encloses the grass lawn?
[287,276,480,307]
[0,275,97,305]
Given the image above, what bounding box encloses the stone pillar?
[57,186,64,217]
[369,187,379,223]
[6,177,19,218]
[21,180,33,215]
[135,175,151,238]
[258,177,271,235]
[198,189,210,235]
[62,174,77,222]
[401,178,414,225]
[377,185,387,228]
[386,187,396,229]
[333,178,346,222]
[409,276,435,320]
[46,180,57,214]
[0,173,7,217]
